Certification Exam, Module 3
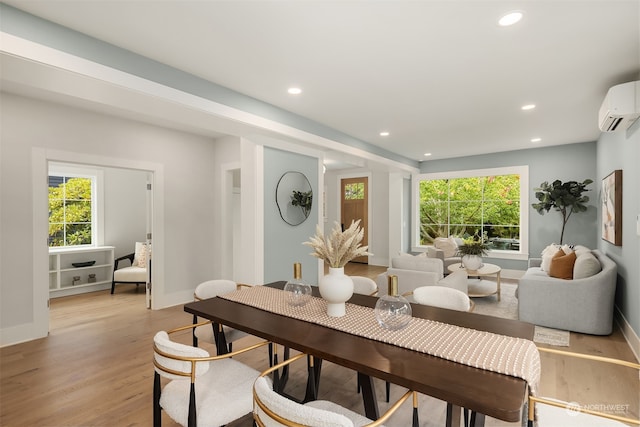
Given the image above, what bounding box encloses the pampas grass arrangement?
[304,220,372,268]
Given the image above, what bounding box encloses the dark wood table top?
[184,281,535,422]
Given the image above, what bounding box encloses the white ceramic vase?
[462,254,483,270]
[318,267,354,317]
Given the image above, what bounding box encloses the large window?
[413,166,528,258]
[48,164,102,248]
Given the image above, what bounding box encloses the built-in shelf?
[49,246,114,298]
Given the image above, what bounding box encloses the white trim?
[411,165,529,260]
[615,307,640,363]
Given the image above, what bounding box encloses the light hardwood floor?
[1,264,638,426]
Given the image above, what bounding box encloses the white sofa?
[518,248,617,335]
[376,255,468,301]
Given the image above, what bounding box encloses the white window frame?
[48,162,104,248]
[412,165,529,261]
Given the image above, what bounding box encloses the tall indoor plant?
[531,179,593,244]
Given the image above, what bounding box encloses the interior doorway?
[221,164,241,281]
[46,162,151,304]
[340,176,369,264]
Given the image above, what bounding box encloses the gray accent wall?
[597,121,640,341]
[263,147,319,285]
[420,142,599,270]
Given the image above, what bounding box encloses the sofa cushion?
[573,252,602,279]
[549,250,577,279]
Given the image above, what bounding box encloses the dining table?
[184,281,536,427]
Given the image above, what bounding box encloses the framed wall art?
[601,169,622,246]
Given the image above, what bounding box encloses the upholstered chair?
[350,275,379,296]
[192,279,249,350]
[409,285,474,312]
[111,241,148,294]
[253,351,419,427]
[528,348,639,427]
[153,322,270,427]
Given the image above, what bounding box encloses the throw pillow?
[135,242,148,268]
[573,252,601,279]
[541,243,560,272]
[549,250,577,280]
[561,244,574,255]
[573,245,591,258]
[434,237,457,258]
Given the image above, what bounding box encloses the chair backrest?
[194,279,237,300]
[350,276,378,296]
[153,331,210,380]
[253,376,354,427]
[391,256,444,277]
[412,286,471,311]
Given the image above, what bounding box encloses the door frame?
[32,148,164,337]
[336,172,372,263]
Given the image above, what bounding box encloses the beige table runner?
[220,286,540,395]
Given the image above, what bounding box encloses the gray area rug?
[471,281,570,346]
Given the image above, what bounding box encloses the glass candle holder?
[283,262,312,306]
[375,274,412,330]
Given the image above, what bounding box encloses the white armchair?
[111,241,148,294]
[425,237,464,274]
[376,256,468,300]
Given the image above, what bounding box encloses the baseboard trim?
[615,307,640,363]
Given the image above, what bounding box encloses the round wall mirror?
[276,171,313,226]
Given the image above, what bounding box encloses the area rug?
[470,281,570,346]
[533,326,570,346]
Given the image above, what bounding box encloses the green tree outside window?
[49,176,93,246]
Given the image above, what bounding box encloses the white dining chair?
[350,275,379,296]
[153,322,270,427]
[528,348,639,427]
[253,351,419,427]
[410,285,474,312]
[192,279,249,350]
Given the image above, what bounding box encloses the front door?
[340,177,368,264]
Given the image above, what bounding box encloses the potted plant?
[456,234,490,270]
[303,220,371,317]
[531,179,593,244]
[291,190,313,217]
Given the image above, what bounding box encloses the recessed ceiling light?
[499,11,523,26]
[287,87,302,95]
[521,104,536,111]
[423,152,432,157]
[531,138,542,143]
[379,131,390,137]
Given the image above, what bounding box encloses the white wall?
[0,93,220,345]
[597,120,640,354]
[210,135,241,280]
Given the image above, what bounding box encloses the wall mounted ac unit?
[598,80,640,132]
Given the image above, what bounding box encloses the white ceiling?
[2,1,639,164]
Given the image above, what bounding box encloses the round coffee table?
[447,262,502,301]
